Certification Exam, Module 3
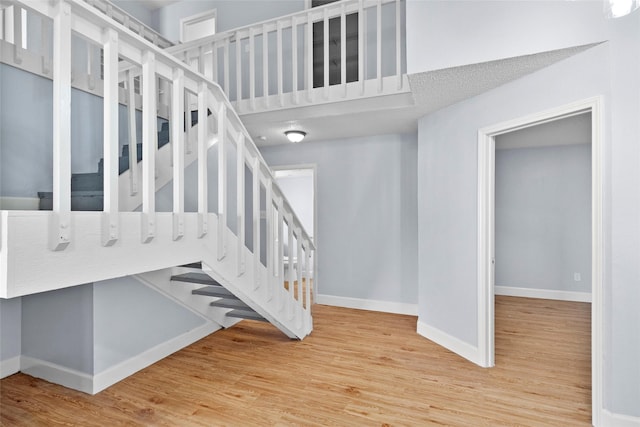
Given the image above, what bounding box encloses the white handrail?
[6,0,316,322]
[167,0,406,113]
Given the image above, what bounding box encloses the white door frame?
[477,96,603,424]
[272,164,318,302]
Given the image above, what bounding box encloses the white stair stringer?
[134,267,243,329]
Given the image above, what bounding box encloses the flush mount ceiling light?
[608,0,640,17]
[285,130,306,143]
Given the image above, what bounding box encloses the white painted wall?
[406,0,606,74]
[260,133,418,305]
[21,285,94,374]
[0,64,144,199]
[417,9,640,417]
[495,143,591,294]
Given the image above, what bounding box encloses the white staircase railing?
[167,0,407,114]
[0,0,316,338]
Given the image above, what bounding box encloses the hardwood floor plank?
[0,296,591,426]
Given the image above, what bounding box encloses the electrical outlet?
[574,272,581,282]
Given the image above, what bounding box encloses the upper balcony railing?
[167,0,407,115]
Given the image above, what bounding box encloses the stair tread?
[170,272,220,285]
[226,309,267,321]
[191,285,236,298]
[180,262,203,269]
[209,298,250,310]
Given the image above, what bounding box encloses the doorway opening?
[273,165,317,301]
[477,97,603,424]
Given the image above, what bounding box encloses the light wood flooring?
[0,296,591,426]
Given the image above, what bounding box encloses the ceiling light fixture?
[285,130,306,143]
[608,0,639,17]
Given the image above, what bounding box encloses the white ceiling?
[242,43,601,148]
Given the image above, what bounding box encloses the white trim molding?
[495,286,591,303]
[477,96,605,425]
[92,321,219,394]
[316,294,418,316]
[416,320,481,365]
[0,356,21,379]
[601,410,640,427]
[20,356,94,394]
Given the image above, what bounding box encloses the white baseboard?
[19,322,219,395]
[416,319,481,366]
[92,321,219,394]
[495,286,591,303]
[20,356,94,394]
[0,356,21,379]
[0,197,40,210]
[315,294,418,316]
[601,409,640,427]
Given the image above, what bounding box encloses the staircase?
[0,0,315,347]
[37,121,170,211]
[171,266,268,323]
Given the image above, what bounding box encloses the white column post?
[236,134,246,276]
[252,158,261,290]
[340,3,347,97]
[102,28,119,247]
[249,28,256,110]
[265,178,274,301]
[376,0,382,93]
[197,81,208,238]
[172,69,185,240]
[217,104,227,260]
[292,17,298,104]
[358,0,364,95]
[306,11,313,102]
[277,199,285,311]
[50,0,71,251]
[276,21,283,106]
[262,23,269,107]
[141,50,157,243]
[395,0,402,89]
[323,8,329,98]
[127,70,139,195]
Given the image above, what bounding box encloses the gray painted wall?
[112,0,155,28]
[260,133,418,304]
[0,64,143,199]
[93,276,207,374]
[417,12,640,415]
[495,144,591,294]
[0,298,22,363]
[21,285,94,374]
